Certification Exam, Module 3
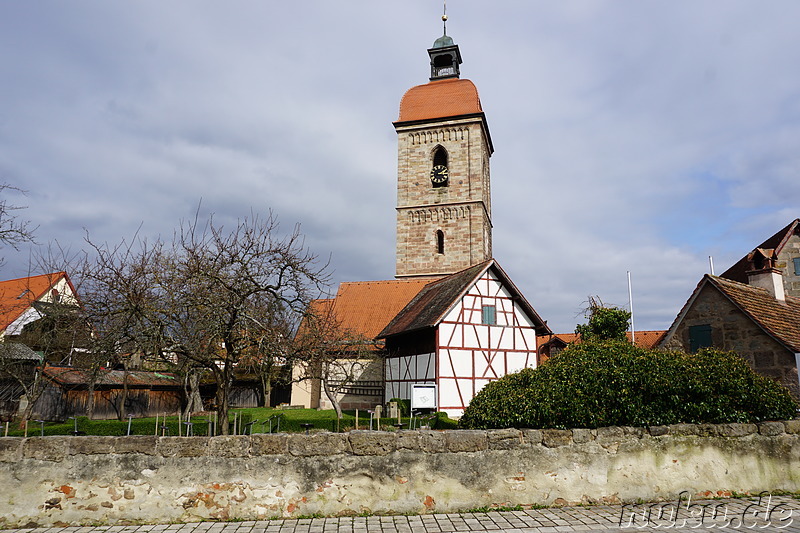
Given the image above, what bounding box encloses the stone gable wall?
[778,233,800,299]
[2,421,800,527]
[660,284,799,397]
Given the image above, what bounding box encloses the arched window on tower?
[436,230,445,254]
[431,146,449,188]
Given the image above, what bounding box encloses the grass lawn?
[1,407,456,437]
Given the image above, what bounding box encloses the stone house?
[659,245,800,397]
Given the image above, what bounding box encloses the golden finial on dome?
[442,0,448,34]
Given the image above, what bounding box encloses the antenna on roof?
[442,0,448,34]
[627,271,636,346]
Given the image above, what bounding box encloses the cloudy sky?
[2,1,800,334]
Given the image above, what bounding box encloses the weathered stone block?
[158,436,209,457]
[288,433,351,457]
[22,437,66,461]
[621,426,645,439]
[68,436,117,455]
[113,435,158,455]
[521,429,543,445]
[649,426,669,436]
[667,424,697,436]
[487,428,524,450]
[758,421,786,436]
[349,431,397,456]
[418,430,446,453]
[444,430,488,452]
[595,426,625,446]
[541,429,572,448]
[0,437,21,462]
[207,435,250,457]
[250,434,288,455]
[716,423,757,437]
[395,430,421,451]
[572,429,594,444]
[695,424,719,437]
[783,419,800,434]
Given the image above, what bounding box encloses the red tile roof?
[396,78,483,123]
[708,275,800,352]
[297,279,437,349]
[0,272,69,331]
[537,331,666,350]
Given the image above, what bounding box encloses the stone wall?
[661,283,799,397]
[2,422,800,528]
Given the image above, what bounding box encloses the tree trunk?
[184,371,203,417]
[215,365,231,436]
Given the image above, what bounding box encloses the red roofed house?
[0,272,79,342]
[659,221,800,397]
[292,31,551,417]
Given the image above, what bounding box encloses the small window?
[688,324,713,352]
[793,257,800,276]
[481,305,496,326]
[436,230,445,254]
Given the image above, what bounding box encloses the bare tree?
[0,183,36,262]
[293,301,382,424]
[81,210,329,433]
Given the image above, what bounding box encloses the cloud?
[1,1,799,334]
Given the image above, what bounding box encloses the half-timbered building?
[379,260,548,417]
[291,26,551,417]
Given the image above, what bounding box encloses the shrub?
[459,340,798,429]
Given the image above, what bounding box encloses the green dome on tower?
[432,34,454,49]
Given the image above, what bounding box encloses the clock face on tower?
[430,164,449,186]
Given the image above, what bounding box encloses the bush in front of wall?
[459,340,798,429]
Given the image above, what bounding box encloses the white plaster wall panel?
[473,354,490,379]
[521,328,537,348]
[462,325,480,348]
[438,378,461,410]
[496,328,515,350]
[444,349,473,376]
[506,353,529,373]
[440,322,459,347]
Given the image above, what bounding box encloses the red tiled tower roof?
[396,78,483,123]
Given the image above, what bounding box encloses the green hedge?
[459,340,798,429]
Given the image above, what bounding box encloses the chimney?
[746,248,786,301]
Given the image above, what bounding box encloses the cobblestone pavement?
[3,496,799,533]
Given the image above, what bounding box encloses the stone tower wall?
[395,117,492,277]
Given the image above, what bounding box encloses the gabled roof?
[662,274,800,352]
[298,279,436,345]
[537,331,667,350]
[721,219,800,284]
[0,272,72,332]
[42,366,179,388]
[0,342,42,361]
[378,259,551,339]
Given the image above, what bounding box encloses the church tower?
[393,26,493,278]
